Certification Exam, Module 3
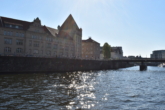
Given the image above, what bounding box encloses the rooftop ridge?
[0,16,31,23]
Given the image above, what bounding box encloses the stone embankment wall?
[0,56,131,73]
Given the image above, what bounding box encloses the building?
[128,56,136,59]
[82,37,100,60]
[151,50,165,59]
[100,47,104,60]
[99,46,123,60]
[111,47,123,59]
[0,14,82,58]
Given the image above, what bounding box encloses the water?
[1,66,165,110]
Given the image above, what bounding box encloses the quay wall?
[0,56,131,73]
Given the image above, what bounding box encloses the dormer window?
[4,22,23,29]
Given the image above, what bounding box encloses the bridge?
[112,58,165,70]
[113,59,165,62]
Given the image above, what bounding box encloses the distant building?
[111,47,123,59]
[151,50,165,59]
[128,56,136,59]
[0,14,82,58]
[82,37,100,60]
[100,47,104,60]
[99,46,123,60]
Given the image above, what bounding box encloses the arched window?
[16,48,23,53]
[4,47,11,52]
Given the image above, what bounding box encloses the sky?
[1,0,165,57]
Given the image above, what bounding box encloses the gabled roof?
[82,37,100,44]
[60,14,79,30]
[0,16,31,30]
[44,26,59,37]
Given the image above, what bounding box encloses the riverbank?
[0,56,132,73]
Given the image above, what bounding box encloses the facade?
[82,37,100,60]
[111,47,123,59]
[151,50,165,59]
[100,47,104,60]
[99,46,123,59]
[0,14,82,58]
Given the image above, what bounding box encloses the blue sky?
[1,0,165,57]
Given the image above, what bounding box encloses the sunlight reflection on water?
[1,66,165,109]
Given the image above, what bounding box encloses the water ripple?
[1,66,165,109]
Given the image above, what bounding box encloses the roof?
[153,50,165,53]
[44,26,59,37]
[0,15,75,40]
[82,37,100,44]
[111,47,123,54]
[60,14,79,30]
[0,16,31,30]
[153,50,165,52]
[0,17,2,27]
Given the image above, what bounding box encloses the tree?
[103,42,111,59]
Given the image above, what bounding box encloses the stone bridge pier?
[140,62,147,71]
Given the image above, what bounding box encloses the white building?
[151,50,165,59]
[111,47,123,59]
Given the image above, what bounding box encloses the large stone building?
[0,14,82,58]
[82,37,100,60]
[151,50,165,59]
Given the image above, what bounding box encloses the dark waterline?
[0,66,165,109]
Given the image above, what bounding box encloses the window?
[16,39,23,45]
[41,50,43,54]
[33,41,39,47]
[15,26,19,29]
[32,35,34,39]
[47,43,51,48]
[29,40,32,46]
[4,23,23,29]
[46,37,52,41]
[20,33,24,37]
[3,31,12,36]
[53,44,58,49]
[41,42,43,48]
[33,49,39,54]
[16,48,23,53]
[31,35,41,40]
[29,49,31,54]
[54,51,56,55]
[8,31,12,36]
[47,51,51,55]
[4,38,12,44]
[10,32,12,36]
[3,31,7,35]
[4,47,11,52]
[16,32,19,36]
[15,32,24,37]
[35,29,39,32]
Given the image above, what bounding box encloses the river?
[0,66,165,110]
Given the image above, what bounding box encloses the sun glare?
[71,0,109,12]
